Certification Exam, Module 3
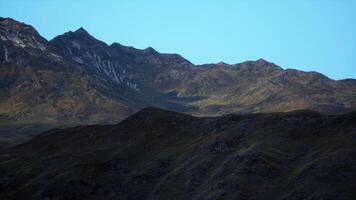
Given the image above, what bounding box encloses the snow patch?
[78,51,140,91]
[2,45,8,62]
[49,53,63,62]
[73,56,84,64]
[0,34,7,41]
[3,32,46,51]
[7,33,26,48]
[30,36,46,51]
[72,41,81,50]
[66,47,73,55]
[113,67,120,83]
[126,81,140,91]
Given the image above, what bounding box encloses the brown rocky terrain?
[0,17,356,147]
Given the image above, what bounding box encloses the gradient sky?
[0,0,355,80]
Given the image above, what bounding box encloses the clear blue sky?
[1,0,355,80]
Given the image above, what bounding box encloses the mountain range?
[0,17,356,147]
[0,17,356,199]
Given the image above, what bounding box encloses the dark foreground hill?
[0,107,355,200]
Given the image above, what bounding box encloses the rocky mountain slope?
[1,17,356,146]
[0,107,355,199]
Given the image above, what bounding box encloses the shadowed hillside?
[0,107,355,199]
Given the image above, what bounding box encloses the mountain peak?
[0,17,23,26]
[50,26,97,45]
[0,17,35,33]
[70,27,93,39]
[0,17,48,51]
[256,58,270,64]
[217,61,229,66]
[75,27,89,34]
[120,107,194,125]
[0,17,18,24]
[144,46,157,53]
[239,58,279,67]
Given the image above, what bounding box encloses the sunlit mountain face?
[1,17,356,147]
